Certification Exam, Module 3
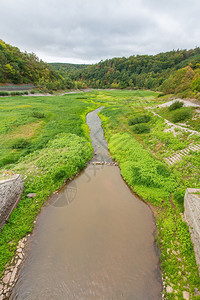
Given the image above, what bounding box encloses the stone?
[177,257,182,262]
[17,248,22,253]
[0,295,3,300]
[0,284,3,293]
[2,272,11,284]
[18,253,23,259]
[0,174,23,229]
[27,193,36,198]
[18,242,24,248]
[184,188,200,275]
[195,287,200,296]
[183,291,189,300]
[10,268,17,283]
[166,286,173,293]
[16,259,22,267]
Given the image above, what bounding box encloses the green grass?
[0,90,200,298]
[0,93,97,277]
[88,90,200,299]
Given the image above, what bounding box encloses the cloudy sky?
[0,0,200,64]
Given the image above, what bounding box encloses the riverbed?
[10,108,162,299]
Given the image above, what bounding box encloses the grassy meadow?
[0,90,200,298]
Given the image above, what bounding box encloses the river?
[10,108,162,299]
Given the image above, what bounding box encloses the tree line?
[64,47,200,98]
[0,40,73,91]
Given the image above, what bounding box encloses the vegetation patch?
[128,114,151,125]
[168,101,184,111]
[131,123,150,134]
[0,92,97,278]
[171,109,192,123]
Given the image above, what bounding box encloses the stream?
[10,107,162,299]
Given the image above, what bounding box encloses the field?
[0,90,200,299]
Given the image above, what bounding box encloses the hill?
[49,62,89,74]
[71,48,200,98]
[0,40,73,91]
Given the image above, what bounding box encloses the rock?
[16,259,22,267]
[2,272,11,284]
[183,291,189,300]
[27,193,36,198]
[18,253,23,259]
[166,286,173,293]
[0,284,3,293]
[19,242,24,248]
[195,287,200,296]
[10,268,17,283]
[177,257,182,262]
[0,295,3,300]
[17,248,22,253]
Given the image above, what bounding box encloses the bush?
[0,91,9,96]
[11,138,30,149]
[168,101,184,111]
[128,114,151,126]
[171,110,191,123]
[53,167,67,181]
[10,91,22,96]
[31,111,45,118]
[132,123,150,134]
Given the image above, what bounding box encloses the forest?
[50,48,200,99]
[1,39,200,100]
[0,40,73,91]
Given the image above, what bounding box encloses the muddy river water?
[10,108,162,299]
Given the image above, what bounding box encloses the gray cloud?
[0,0,200,63]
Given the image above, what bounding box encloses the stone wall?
[0,175,23,228]
[184,188,200,275]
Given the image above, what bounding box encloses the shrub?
[128,114,151,126]
[156,164,171,177]
[171,110,191,123]
[0,91,9,96]
[10,91,22,96]
[11,138,30,149]
[132,123,150,134]
[53,167,67,181]
[168,101,184,111]
[31,111,45,118]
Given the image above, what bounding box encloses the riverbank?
[0,90,200,299]
[0,94,98,282]
[8,108,162,300]
[93,90,200,299]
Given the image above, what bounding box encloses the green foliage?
[171,109,191,123]
[0,94,95,278]
[31,111,45,118]
[0,91,9,96]
[168,101,184,111]
[128,114,151,125]
[70,47,200,95]
[132,123,150,133]
[0,39,72,91]
[109,133,176,204]
[11,138,30,149]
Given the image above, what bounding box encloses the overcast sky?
[0,0,200,64]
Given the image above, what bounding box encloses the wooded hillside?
[0,40,73,91]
